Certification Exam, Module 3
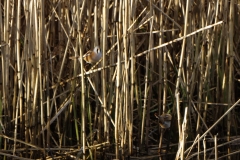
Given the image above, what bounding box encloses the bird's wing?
[83,50,92,58]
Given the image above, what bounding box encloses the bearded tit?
[83,46,102,64]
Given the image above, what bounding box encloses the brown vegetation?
[0,0,240,159]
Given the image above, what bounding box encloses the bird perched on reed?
[154,113,172,129]
[83,46,102,64]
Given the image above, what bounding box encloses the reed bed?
[0,0,240,159]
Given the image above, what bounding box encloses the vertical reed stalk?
[78,0,87,158]
[129,0,136,155]
[214,135,218,160]
[115,21,121,159]
[176,0,190,139]
[102,0,109,142]
[227,0,234,159]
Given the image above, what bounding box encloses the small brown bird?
[155,113,172,129]
[83,46,102,64]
